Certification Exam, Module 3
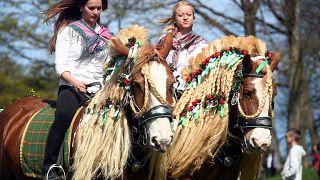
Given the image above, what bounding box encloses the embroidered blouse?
[55,20,111,92]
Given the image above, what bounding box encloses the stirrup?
[45,164,66,180]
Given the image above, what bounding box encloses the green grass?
[265,167,318,180]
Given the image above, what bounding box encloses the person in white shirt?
[42,0,112,179]
[157,1,208,99]
[281,128,306,180]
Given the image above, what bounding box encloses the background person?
[281,128,306,180]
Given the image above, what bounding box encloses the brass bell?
[223,157,233,167]
[132,162,141,173]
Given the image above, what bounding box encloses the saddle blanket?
[20,105,77,178]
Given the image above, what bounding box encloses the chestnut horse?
[0,25,175,180]
[146,35,280,180]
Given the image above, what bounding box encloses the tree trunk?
[241,0,260,35]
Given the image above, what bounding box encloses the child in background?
[281,128,306,180]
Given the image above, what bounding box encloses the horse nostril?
[260,144,270,152]
[152,136,158,145]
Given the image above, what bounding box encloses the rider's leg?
[43,85,87,179]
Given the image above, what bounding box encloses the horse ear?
[157,32,173,59]
[269,52,281,72]
[111,39,129,56]
[242,54,252,73]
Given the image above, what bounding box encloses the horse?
[145,35,280,180]
[0,25,175,180]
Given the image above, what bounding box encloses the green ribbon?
[220,104,225,118]
[186,82,193,90]
[102,108,110,125]
[228,56,242,69]
[192,110,200,120]
[197,75,202,85]
[220,53,228,64]
[136,41,142,48]
[256,60,268,74]
[179,116,187,127]
[204,65,210,75]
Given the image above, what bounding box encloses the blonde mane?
[149,35,267,179]
[72,25,149,180]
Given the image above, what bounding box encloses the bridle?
[126,46,174,126]
[215,57,274,168]
[231,58,274,131]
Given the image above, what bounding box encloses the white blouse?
[55,23,110,91]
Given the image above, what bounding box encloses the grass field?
[265,167,318,180]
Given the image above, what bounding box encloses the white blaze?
[146,61,173,149]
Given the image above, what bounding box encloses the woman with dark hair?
[157,1,208,98]
[43,0,112,179]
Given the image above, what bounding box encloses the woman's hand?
[163,24,175,33]
[60,71,87,93]
[71,79,87,93]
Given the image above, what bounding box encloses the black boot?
[43,125,66,180]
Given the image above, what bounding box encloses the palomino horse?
[146,35,280,180]
[0,25,175,180]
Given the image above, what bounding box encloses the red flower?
[192,99,199,106]
[201,60,207,66]
[225,48,230,52]
[216,52,221,57]
[219,99,225,105]
[180,113,185,117]
[243,49,249,55]
[206,95,213,100]
[267,52,273,59]
[123,78,130,85]
[187,106,194,111]
[191,72,197,78]
[196,69,202,75]
[186,76,191,82]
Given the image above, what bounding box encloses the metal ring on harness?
[139,105,173,125]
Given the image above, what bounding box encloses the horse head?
[230,51,280,153]
[111,33,175,152]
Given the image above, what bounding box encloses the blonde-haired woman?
[158,1,208,98]
[42,0,112,179]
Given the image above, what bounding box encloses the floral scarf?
[158,27,207,65]
[69,19,113,59]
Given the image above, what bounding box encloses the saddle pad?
[20,105,77,178]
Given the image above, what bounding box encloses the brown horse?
[145,35,280,180]
[0,25,175,180]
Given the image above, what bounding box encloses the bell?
[132,161,141,173]
[223,157,233,167]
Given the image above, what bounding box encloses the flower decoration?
[126,37,137,48]
[117,73,130,89]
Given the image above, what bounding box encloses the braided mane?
[149,35,268,179]
[72,25,149,180]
